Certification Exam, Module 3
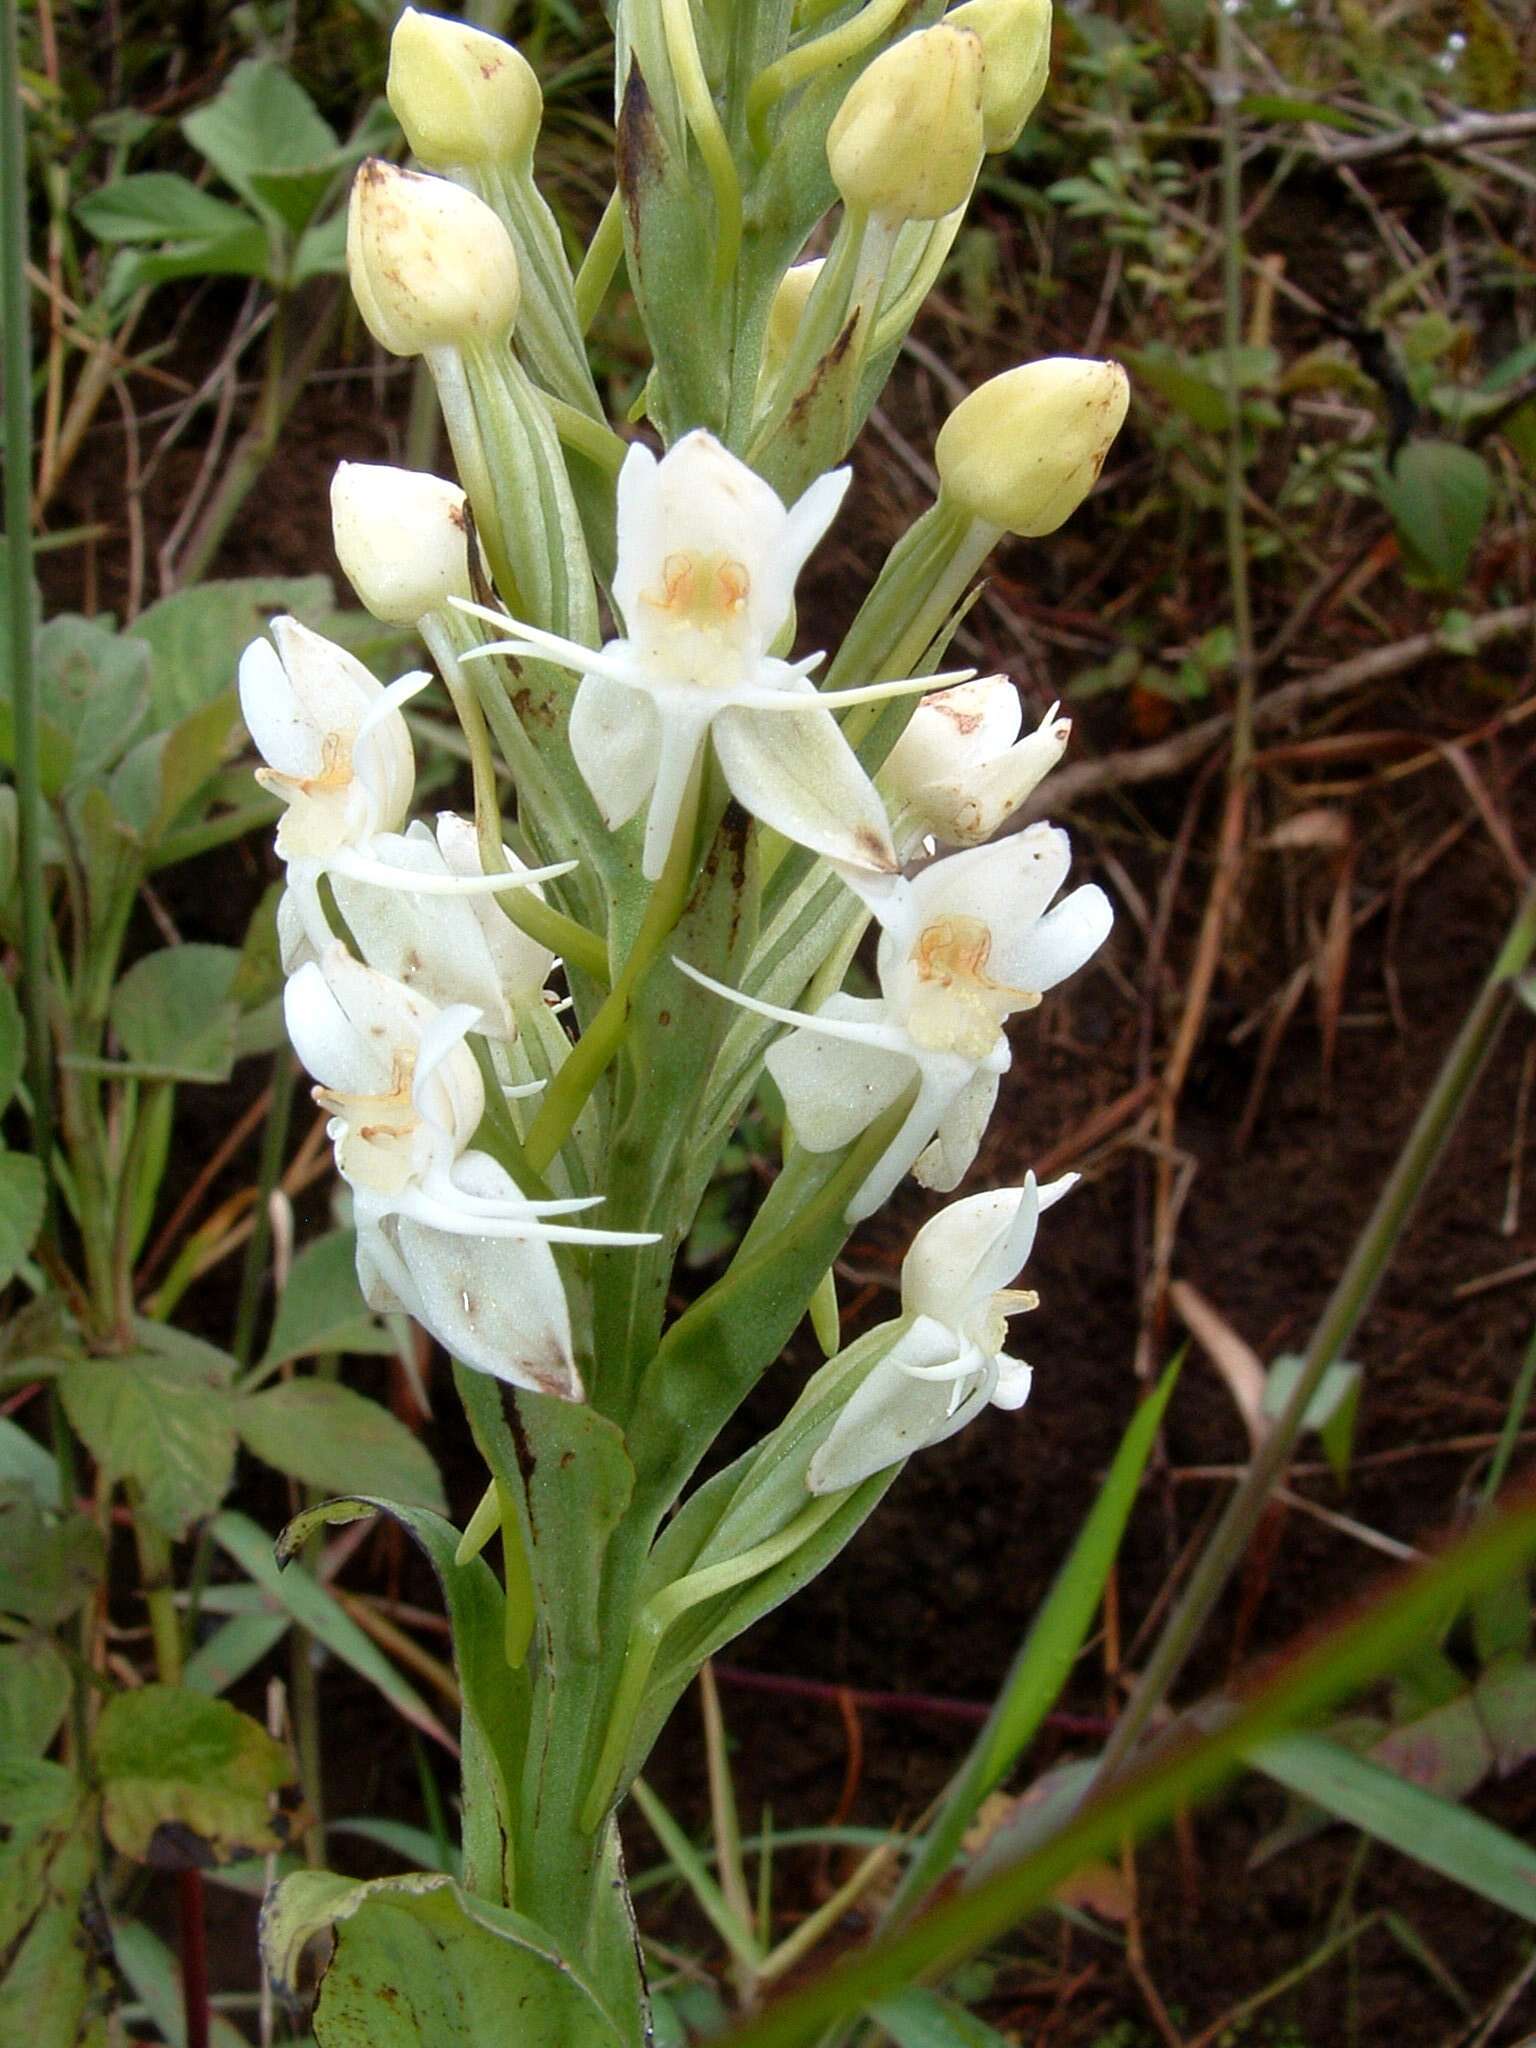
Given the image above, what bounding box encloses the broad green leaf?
[60,1347,236,1538]
[263,1869,624,2047]
[871,1988,1015,2047]
[275,1495,523,1898]
[238,1382,445,1512]
[102,223,273,309]
[182,61,338,231]
[1250,1730,1536,1923]
[257,1230,397,1369]
[0,1151,45,1287]
[128,574,340,724]
[108,943,243,1083]
[110,1916,251,2048]
[0,1489,105,1625]
[108,690,241,842]
[75,171,255,245]
[94,1684,294,1866]
[888,1362,1181,1920]
[0,1417,58,1502]
[0,1766,110,2048]
[33,614,152,782]
[708,1503,1536,2048]
[210,1510,454,1752]
[0,1639,71,1755]
[1377,441,1493,589]
[292,209,349,284]
[0,978,26,1111]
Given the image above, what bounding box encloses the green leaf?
[0,1151,45,1287]
[707,1502,1536,2048]
[108,943,243,1083]
[262,1869,625,2046]
[102,225,274,307]
[0,1766,111,2048]
[182,61,339,233]
[888,1361,1181,1920]
[1474,1660,1536,1776]
[1377,441,1493,590]
[94,1683,295,1866]
[871,1988,1015,2047]
[0,1640,72,1755]
[0,614,150,792]
[128,574,341,725]
[0,977,27,1112]
[0,1417,58,1502]
[291,208,349,285]
[0,1489,105,1626]
[1265,1352,1362,1483]
[209,1510,455,1753]
[75,171,256,245]
[182,1611,290,1697]
[257,1230,397,1369]
[275,1495,524,1898]
[1250,1730,1536,1923]
[108,690,241,842]
[60,1347,236,1538]
[110,1916,251,2048]
[238,1382,445,1512]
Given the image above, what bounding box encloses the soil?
[33,221,1536,2045]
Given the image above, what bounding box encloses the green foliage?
[93,1684,295,1866]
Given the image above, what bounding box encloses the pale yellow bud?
[331,464,474,626]
[388,8,543,170]
[947,0,1052,152]
[826,25,985,223]
[762,259,824,383]
[347,160,520,357]
[935,357,1129,534]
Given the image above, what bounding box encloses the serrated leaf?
[262,1870,624,2046]
[0,1151,45,1286]
[258,1230,396,1369]
[60,1349,236,1538]
[108,944,243,1083]
[94,1684,295,1866]
[128,574,342,724]
[182,61,338,232]
[238,1381,444,1511]
[75,171,256,245]
[0,1489,105,1626]
[1377,441,1493,590]
[0,1639,72,1755]
[0,1766,110,2048]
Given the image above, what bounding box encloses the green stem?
[745,0,908,159]
[574,191,624,335]
[581,1493,845,1830]
[231,1052,297,1370]
[1095,872,1536,1787]
[545,395,629,478]
[133,1501,184,1685]
[523,758,702,1174]
[1,0,53,1223]
[659,0,742,289]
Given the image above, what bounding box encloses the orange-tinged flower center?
[907,914,1037,1058]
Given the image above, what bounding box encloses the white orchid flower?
[680,825,1111,1220]
[240,618,575,955]
[808,1173,1074,1491]
[881,676,1071,852]
[283,947,652,1396]
[457,430,968,879]
[331,813,555,1040]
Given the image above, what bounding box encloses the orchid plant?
[249,4,1127,2040]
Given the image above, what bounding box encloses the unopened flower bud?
[761,258,823,384]
[883,676,1070,846]
[347,160,520,357]
[388,8,543,171]
[331,463,473,626]
[947,0,1052,152]
[935,357,1129,534]
[826,24,985,223]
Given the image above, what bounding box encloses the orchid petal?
[912,1064,1004,1194]
[990,883,1114,995]
[807,1334,997,1493]
[568,670,660,833]
[712,702,897,875]
[764,995,916,1154]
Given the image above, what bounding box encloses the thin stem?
[523,756,702,1173]
[1095,873,1536,1785]
[746,0,907,160]
[1215,2,1256,776]
[1,0,53,1215]
[231,1051,297,1370]
[1481,1315,1536,1511]
[545,394,628,478]
[574,191,624,335]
